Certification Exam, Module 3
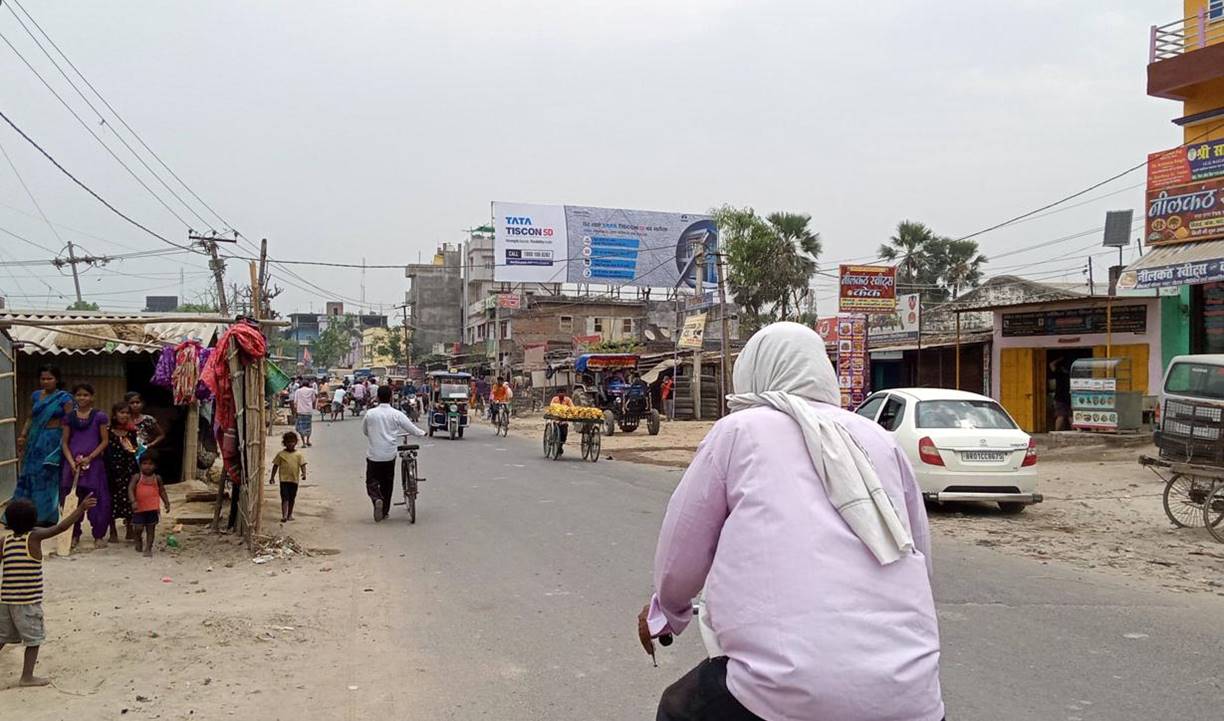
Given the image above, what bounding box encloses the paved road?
[309,414,1224,721]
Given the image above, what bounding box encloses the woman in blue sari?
[13,365,73,525]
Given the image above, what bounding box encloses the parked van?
[1155,354,1224,463]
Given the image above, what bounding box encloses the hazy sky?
[0,1,1180,315]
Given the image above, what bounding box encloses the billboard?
[679,313,708,349]
[838,265,897,313]
[868,293,920,346]
[835,315,869,409]
[492,202,717,288]
[1147,140,1224,191]
[1144,177,1224,246]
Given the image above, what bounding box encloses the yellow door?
[1000,347,1038,432]
[1093,344,1150,393]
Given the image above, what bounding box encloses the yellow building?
[362,326,396,368]
[1120,1,1224,364]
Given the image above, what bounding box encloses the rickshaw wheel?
[1163,473,1210,528]
[586,426,601,462]
[1205,484,1224,543]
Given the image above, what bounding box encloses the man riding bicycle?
[489,377,513,424]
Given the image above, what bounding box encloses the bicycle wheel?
[581,428,592,461]
[1205,483,1224,542]
[587,426,601,463]
[543,423,556,458]
[1163,473,1211,528]
[407,457,418,525]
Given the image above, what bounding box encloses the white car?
[855,388,1042,513]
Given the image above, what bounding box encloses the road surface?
[299,414,1223,720]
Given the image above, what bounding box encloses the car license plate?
[961,450,1006,462]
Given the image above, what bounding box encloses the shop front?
[990,298,1162,433]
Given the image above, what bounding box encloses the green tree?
[878,221,987,303]
[375,326,411,366]
[174,302,220,313]
[930,238,988,299]
[311,315,359,369]
[878,221,936,296]
[66,300,99,311]
[713,205,822,333]
[590,338,639,353]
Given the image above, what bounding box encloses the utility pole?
[398,303,412,373]
[1087,256,1096,296]
[692,238,705,422]
[257,238,269,310]
[714,249,731,417]
[65,241,83,304]
[189,231,238,316]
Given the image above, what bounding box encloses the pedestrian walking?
[269,431,307,522]
[363,385,425,522]
[292,380,317,446]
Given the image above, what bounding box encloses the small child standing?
[1,494,97,687]
[127,455,169,557]
[269,431,307,522]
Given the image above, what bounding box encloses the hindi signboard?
[492,201,717,288]
[838,265,897,313]
[1144,176,1224,246]
[835,315,869,409]
[679,313,708,349]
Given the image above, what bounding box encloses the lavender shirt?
[648,403,944,721]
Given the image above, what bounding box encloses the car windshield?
[1164,362,1224,400]
[915,399,1016,429]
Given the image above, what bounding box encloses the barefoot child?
[269,432,306,522]
[1,494,97,687]
[128,455,169,557]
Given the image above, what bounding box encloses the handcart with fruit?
[543,403,604,462]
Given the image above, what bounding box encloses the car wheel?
[998,502,1027,515]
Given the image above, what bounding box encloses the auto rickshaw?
[426,371,472,439]
[573,354,661,436]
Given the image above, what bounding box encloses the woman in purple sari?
[12,365,73,525]
[60,383,111,547]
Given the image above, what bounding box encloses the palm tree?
[938,238,987,299]
[765,212,822,319]
[878,221,935,293]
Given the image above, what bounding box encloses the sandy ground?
[508,411,1224,596]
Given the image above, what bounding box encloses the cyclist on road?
[363,385,426,523]
[489,377,513,424]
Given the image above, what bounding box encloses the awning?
[1119,239,1224,290]
[641,358,678,384]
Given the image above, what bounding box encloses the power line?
[0,27,194,228]
[0,108,198,252]
[6,0,235,232]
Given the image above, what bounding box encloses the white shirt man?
[362,386,426,522]
[292,382,317,446]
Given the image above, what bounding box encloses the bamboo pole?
[0,315,290,327]
[211,345,241,529]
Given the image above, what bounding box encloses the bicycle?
[396,438,424,524]
[493,403,510,437]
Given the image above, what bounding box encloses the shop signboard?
[492,201,717,288]
[835,315,869,409]
[679,313,708,349]
[1145,176,1224,246]
[1001,305,1146,337]
[1070,377,1118,431]
[1147,140,1224,191]
[838,265,897,313]
[572,334,603,351]
[816,316,838,343]
[868,293,920,345]
[1118,257,1224,290]
[495,293,521,310]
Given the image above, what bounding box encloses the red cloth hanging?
[201,322,268,430]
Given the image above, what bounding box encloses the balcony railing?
[1150,3,1224,62]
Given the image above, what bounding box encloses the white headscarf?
[727,322,914,565]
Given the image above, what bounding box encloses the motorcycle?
[401,393,420,423]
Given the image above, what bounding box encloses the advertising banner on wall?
[1147,140,1224,191]
[838,265,897,313]
[492,202,717,287]
[868,293,920,346]
[835,315,869,409]
[1145,177,1224,246]
[679,313,708,349]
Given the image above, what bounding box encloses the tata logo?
[505,216,533,225]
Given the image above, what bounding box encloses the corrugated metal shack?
[3,311,220,484]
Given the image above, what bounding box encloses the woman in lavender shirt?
[639,323,944,721]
